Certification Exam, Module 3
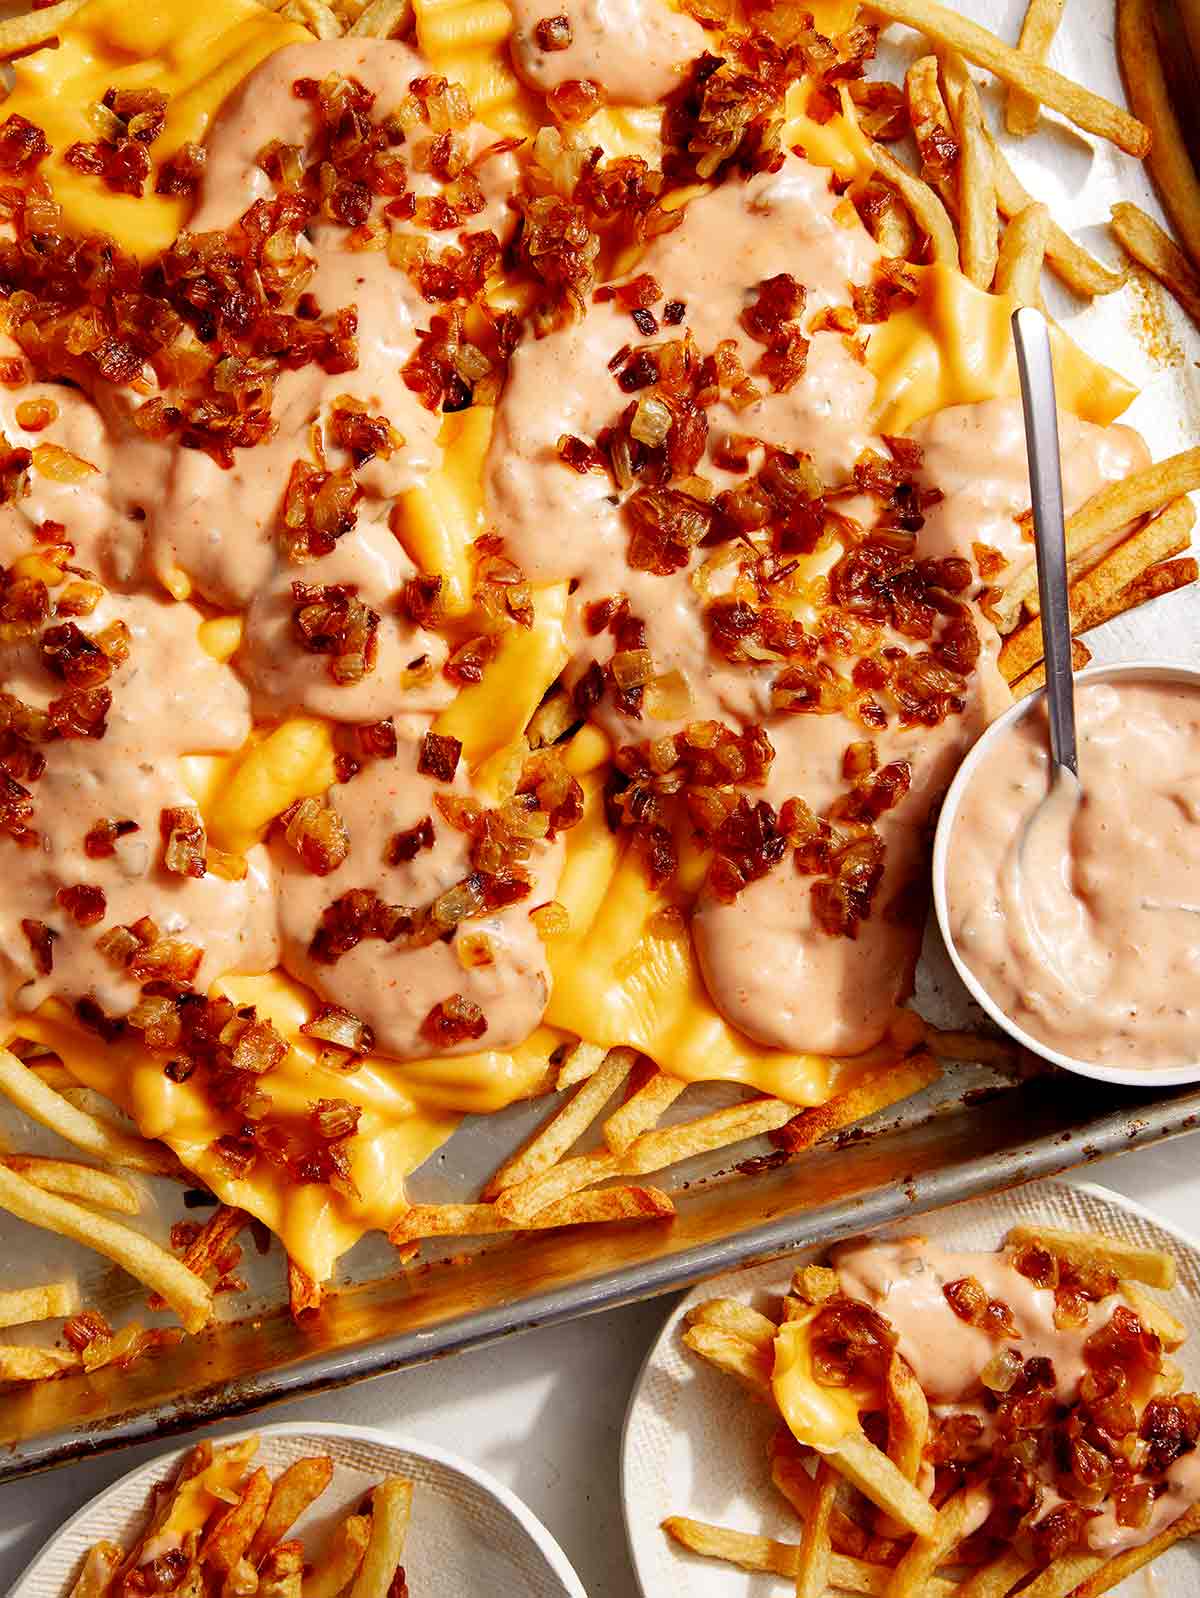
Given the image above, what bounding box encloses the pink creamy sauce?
[486,153,1144,1055]
[835,1237,1200,1555]
[0,39,556,1059]
[507,0,706,105]
[948,678,1200,1070]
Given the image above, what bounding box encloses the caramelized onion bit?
[0,115,52,173]
[279,796,350,877]
[160,806,207,879]
[291,580,380,684]
[309,888,414,963]
[420,993,487,1046]
[387,814,435,864]
[55,882,107,926]
[300,1003,375,1058]
[1140,1393,1200,1472]
[417,731,462,781]
[810,1294,897,1387]
[20,917,55,975]
[84,816,140,858]
[942,1275,1022,1338]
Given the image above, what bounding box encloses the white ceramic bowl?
[931,658,1200,1089]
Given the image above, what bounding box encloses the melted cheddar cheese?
[773,1304,881,1451]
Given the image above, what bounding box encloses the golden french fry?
[347,0,412,33]
[279,0,343,35]
[526,689,575,750]
[288,1260,323,1319]
[1017,1552,1106,1597]
[1011,637,1091,699]
[999,449,1200,623]
[348,1478,413,1598]
[905,55,958,207]
[994,203,1051,303]
[0,1157,140,1215]
[303,1514,372,1598]
[661,1518,952,1597]
[1085,556,1198,629]
[622,1094,798,1176]
[864,0,1149,155]
[794,1458,839,1598]
[879,1353,928,1540]
[0,1164,211,1332]
[957,1547,1036,1597]
[1118,0,1200,270]
[603,1069,687,1155]
[67,1543,123,1598]
[389,1202,506,1244]
[883,1482,988,1595]
[533,1182,674,1226]
[1111,200,1200,326]
[792,1264,841,1304]
[984,127,1126,298]
[999,495,1195,681]
[769,1431,888,1562]
[201,1468,272,1576]
[870,144,959,264]
[686,1298,779,1354]
[1007,0,1068,134]
[0,1280,79,1328]
[946,62,998,288]
[829,1432,938,1539]
[1069,1500,1200,1595]
[258,1542,304,1598]
[0,1344,80,1380]
[555,1041,606,1089]
[0,0,86,57]
[482,1048,635,1198]
[494,1148,619,1224]
[856,179,921,258]
[1120,1280,1187,1349]
[1004,1223,1177,1288]
[682,1323,774,1398]
[0,1049,182,1177]
[249,1457,334,1566]
[773,1055,939,1154]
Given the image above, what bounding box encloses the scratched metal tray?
[3,0,1200,1480]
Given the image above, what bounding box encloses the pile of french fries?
[667,1223,1200,1597]
[67,1437,413,1598]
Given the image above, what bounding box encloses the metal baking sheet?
[2,0,1200,1478]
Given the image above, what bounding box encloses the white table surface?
[2,1136,1199,1598]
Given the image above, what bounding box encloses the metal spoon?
[1011,305,1078,780]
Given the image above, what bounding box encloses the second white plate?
[621,1177,1200,1598]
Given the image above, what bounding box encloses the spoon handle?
[1011,306,1079,777]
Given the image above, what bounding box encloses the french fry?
[388,1184,674,1246]
[0,1280,79,1328]
[984,127,1126,298]
[906,56,957,209]
[1118,0,1200,270]
[258,1542,304,1598]
[870,144,959,264]
[494,1147,619,1223]
[0,1049,182,1177]
[348,1478,413,1598]
[249,1457,334,1565]
[770,1432,891,1562]
[482,1047,635,1198]
[603,1068,687,1155]
[879,1354,928,1540]
[1004,1223,1177,1288]
[0,1343,80,1380]
[856,180,921,257]
[1006,0,1067,134]
[1011,637,1091,699]
[303,1514,371,1598]
[997,449,1200,625]
[957,1547,1035,1597]
[0,1157,140,1215]
[1120,1279,1187,1349]
[1084,556,1198,629]
[661,1518,955,1597]
[347,0,412,34]
[686,1298,778,1354]
[622,1094,799,1175]
[0,0,86,58]
[555,1041,606,1089]
[201,1468,272,1573]
[883,1483,988,1595]
[829,1432,938,1539]
[1069,1499,1200,1595]
[946,61,999,288]
[682,1322,774,1398]
[279,0,343,35]
[0,1164,211,1332]
[288,1260,323,1319]
[1017,1551,1105,1597]
[792,1264,841,1304]
[994,203,1051,304]
[794,1459,839,1598]
[1111,200,1200,326]
[772,1055,940,1154]
[67,1544,123,1598]
[863,0,1149,156]
[999,495,1195,681]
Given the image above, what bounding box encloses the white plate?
[621,1178,1200,1598]
[8,1422,587,1598]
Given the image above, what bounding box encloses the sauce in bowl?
[938,666,1200,1076]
